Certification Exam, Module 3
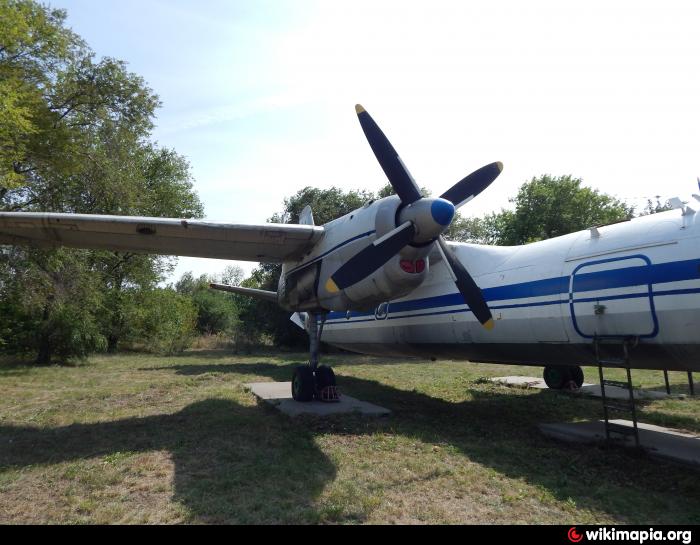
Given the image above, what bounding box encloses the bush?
[124,288,198,354]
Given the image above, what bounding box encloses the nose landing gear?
[291,364,339,402]
[291,312,340,402]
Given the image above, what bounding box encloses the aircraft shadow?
[143,360,700,524]
[0,399,335,523]
[167,350,422,367]
[3,360,698,523]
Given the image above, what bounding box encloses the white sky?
[54,0,700,283]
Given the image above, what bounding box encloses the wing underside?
[0,212,324,263]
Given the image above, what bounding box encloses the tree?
[0,0,84,191]
[444,212,511,245]
[481,175,634,246]
[0,0,203,362]
[123,288,198,355]
[0,247,107,363]
[174,266,243,336]
[269,186,375,225]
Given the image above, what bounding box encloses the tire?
[314,365,338,402]
[543,365,570,390]
[569,366,584,389]
[315,365,336,389]
[292,365,314,402]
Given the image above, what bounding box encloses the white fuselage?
[320,208,700,371]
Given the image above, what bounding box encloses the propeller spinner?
[326,104,502,330]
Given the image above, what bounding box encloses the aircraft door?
[569,255,658,338]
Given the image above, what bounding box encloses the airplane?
[2,105,699,403]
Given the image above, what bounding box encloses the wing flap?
[0,212,324,263]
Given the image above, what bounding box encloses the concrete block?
[540,420,700,467]
[491,376,675,400]
[245,381,391,417]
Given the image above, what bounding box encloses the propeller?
[436,237,494,329]
[329,104,502,328]
[441,161,503,209]
[355,104,422,204]
[326,221,415,293]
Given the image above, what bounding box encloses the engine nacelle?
[333,253,429,310]
[278,195,436,312]
[317,196,432,311]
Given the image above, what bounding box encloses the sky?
[52,0,700,283]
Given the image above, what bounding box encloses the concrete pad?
[578,384,671,400]
[540,420,700,467]
[490,376,586,390]
[245,381,391,417]
[491,376,675,400]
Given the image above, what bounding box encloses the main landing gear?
[543,365,584,390]
[291,312,340,402]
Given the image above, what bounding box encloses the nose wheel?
[291,364,339,402]
[291,312,340,402]
[292,365,315,402]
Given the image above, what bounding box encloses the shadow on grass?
[0,358,88,372]
[146,359,700,524]
[149,351,420,370]
[0,399,335,523]
[3,358,699,523]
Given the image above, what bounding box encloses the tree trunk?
[36,333,51,365]
[35,303,52,365]
[107,334,119,353]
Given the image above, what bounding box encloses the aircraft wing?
[0,212,324,263]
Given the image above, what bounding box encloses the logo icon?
[568,527,583,543]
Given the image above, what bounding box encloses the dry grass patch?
[1,351,699,524]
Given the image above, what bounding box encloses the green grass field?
[1,350,698,524]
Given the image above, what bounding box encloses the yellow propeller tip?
[483,318,495,330]
[325,278,340,293]
[355,104,365,114]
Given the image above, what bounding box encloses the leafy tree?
[218,264,244,287]
[175,266,243,336]
[0,247,106,363]
[0,0,203,362]
[269,186,375,225]
[444,212,510,245]
[123,288,198,354]
[0,0,84,191]
[480,175,634,246]
[377,182,431,199]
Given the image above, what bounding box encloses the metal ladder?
[593,336,641,448]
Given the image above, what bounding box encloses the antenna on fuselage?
[669,197,696,216]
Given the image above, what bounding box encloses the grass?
[0,350,699,524]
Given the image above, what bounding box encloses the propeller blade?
[355,104,422,205]
[440,162,503,209]
[326,221,416,292]
[437,236,493,329]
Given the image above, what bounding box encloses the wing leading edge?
[0,212,324,263]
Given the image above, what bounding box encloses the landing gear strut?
[291,312,340,402]
[543,365,584,390]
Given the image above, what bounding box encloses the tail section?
[209,283,278,302]
[299,205,315,226]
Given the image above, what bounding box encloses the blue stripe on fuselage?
[325,257,700,322]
